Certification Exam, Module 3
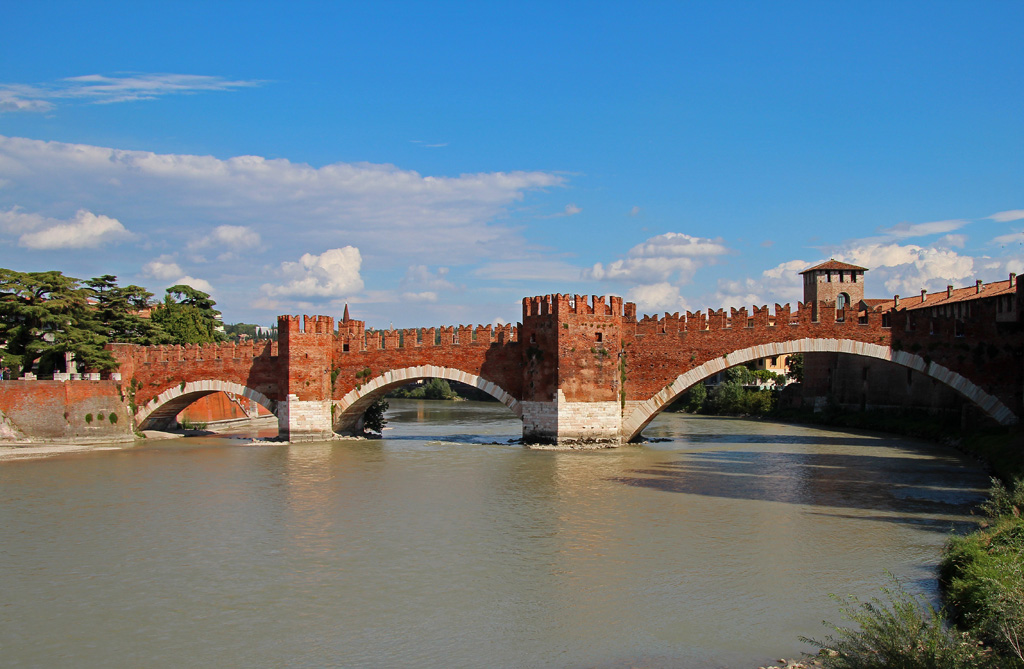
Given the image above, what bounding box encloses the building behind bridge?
[798,259,1020,422]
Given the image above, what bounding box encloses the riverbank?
[0,442,128,461]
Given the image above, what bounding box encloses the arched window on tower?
[837,292,851,310]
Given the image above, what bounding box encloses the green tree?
[787,353,804,383]
[682,382,707,413]
[422,378,456,400]
[0,269,115,375]
[150,284,224,344]
[362,398,389,434]
[86,275,167,344]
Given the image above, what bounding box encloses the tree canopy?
[149,284,225,345]
[0,269,114,375]
[0,269,228,377]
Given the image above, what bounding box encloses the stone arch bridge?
[107,290,1023,444]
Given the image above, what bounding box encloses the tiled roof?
[865,277,1018,312]
[800,259,869,274]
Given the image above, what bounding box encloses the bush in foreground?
[802,577,995,668]
[941,478,1024,665]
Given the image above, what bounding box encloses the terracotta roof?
[866,277,1018,312]
[800,259,869,274]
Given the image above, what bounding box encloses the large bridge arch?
[333,365,522,434]
[622,337,1019,442]
[136,380,277,431]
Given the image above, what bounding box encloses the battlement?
[632,300,885,336]
[353,323,519,352]
[522,294,634,319]
[278,314,335,335]
[107,340,278,364]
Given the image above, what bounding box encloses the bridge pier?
[521,391,623,446]
[278,395,334,442]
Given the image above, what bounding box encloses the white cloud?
[142,258,185,281]
[564,203,582,216]
[936,234,967,248]
[0,73,263,112]
[877,219,969,239]
[15,208,132,249]
[586,232,730,284]
[628,206,642,217]
[401,291,439,302]
[712,259,808,307]
[263,247,364,298]
[627,282,689,315]
[0,135,562,265]
[992,231,1024,246]
[175,276,214,294]
[989,210,1024,223]
[834,243,978,296]
[188,224,261,252]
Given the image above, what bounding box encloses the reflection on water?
[0,401,989,668]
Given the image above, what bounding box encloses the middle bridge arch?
[333,365,522,434]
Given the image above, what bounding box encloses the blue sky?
[1,2,1022,328]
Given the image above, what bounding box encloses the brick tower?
[519,294,633,444]
[800,260,867,310]
[277,314,335,441]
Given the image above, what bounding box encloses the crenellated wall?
[82,286,1021,446]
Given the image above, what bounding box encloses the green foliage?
[85,413,93,424]
[0,268,117,374]
[149,284,224,345]
[362,398,389,434]
[223,322,276,342]
[787,353,804,382]
[980,477,1024,519]
[178,418,208,430]
[682,382,707,413]
[86,275,166,345]
[388,378,458,400]
[803,577,994,668]
[108,412,118,424]
[941,478,1024,664]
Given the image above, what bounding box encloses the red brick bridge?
[107,287,1022,444]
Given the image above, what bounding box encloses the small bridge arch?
[333,365,522,433]
[622,337,1019,442]
[136,379,277,431]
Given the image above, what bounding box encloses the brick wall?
[0,380,133,442]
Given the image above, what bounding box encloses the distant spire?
[343,304,350,322]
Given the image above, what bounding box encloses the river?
[0,399,989,668]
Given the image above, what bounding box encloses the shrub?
[109,412,118,424]
[85,413,93,424]
[803,577,993,668]
[362,398,388,434]
[941,478,1024,663]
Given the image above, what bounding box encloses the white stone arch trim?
[621,337,1018,441]
[335,365,522,418]
[135,379,277,425]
